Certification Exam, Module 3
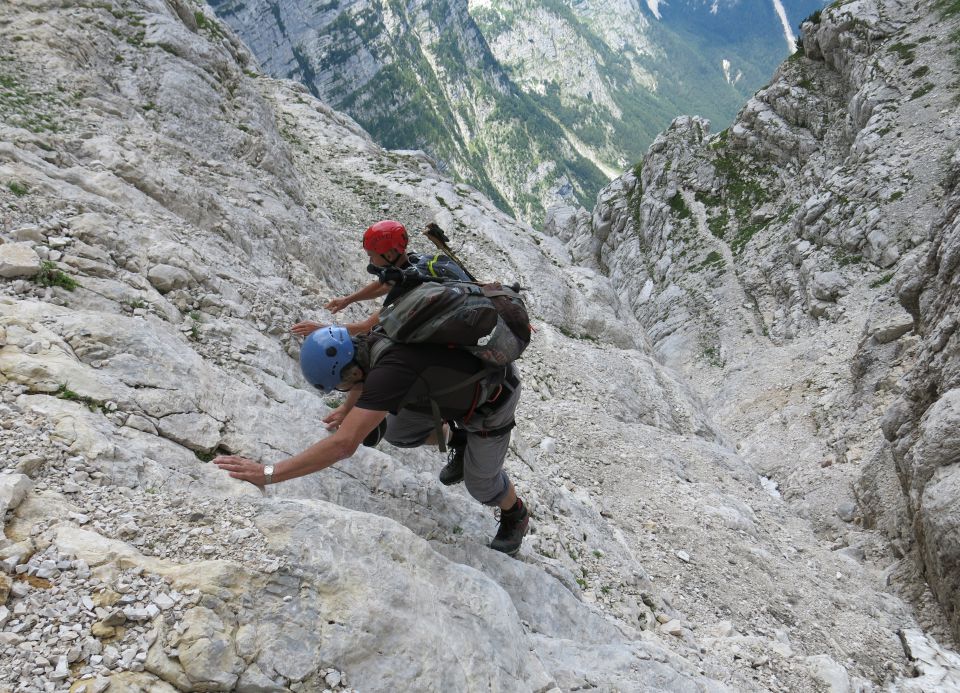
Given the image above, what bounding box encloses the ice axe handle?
[422,224,476,282]
[424,224,449,244]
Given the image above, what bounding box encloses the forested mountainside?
[0,0,959,691]
[208,0,825,224]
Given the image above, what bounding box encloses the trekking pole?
[423,223,477,282]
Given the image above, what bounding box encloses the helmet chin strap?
[378,250,409,267]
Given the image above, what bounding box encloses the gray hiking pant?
[384,378,521,507]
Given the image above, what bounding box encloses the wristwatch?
[263,464,275,485]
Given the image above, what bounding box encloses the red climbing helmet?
[363,220,408,255]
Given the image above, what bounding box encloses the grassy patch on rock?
[35,261,79,291]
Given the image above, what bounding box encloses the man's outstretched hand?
[291,320,323,337]
[214,455,267,489]
[322,407,347,430]
[325,296,351,313]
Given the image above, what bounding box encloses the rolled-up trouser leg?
[461,376,521,507]
[383,409,434,448]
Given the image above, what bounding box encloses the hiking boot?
[439,427,466,485]
[490,498,529,555]
[438,445,465,485]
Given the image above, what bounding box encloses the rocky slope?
[0,0,959,691]
[547,0,960,658]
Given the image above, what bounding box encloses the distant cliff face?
[209,0,825,224]
[546,0,960,643]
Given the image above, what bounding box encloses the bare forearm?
[215,410,385,488]
[350,281,390,303]
[272,436,357,483]
[346,311,380,336]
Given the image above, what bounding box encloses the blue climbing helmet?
[300,326,355,392]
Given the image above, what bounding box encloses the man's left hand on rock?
[214,455,268,488]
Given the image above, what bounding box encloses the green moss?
[937,0,960,15]
[910,83,935,100]
[889,42,917,65]
[194,11,225,39]
[693,190,716,205]
[731,222,766,254]
[7,181,28,196]
[702,345,723,367]
[0,71,63,134]
[699,250,726,272]
[709,149,775,254]
[835,250,863,266]
[870,273,895,288]
[668,192,692,220]
[707,209,729,239]
[56,384,104,411]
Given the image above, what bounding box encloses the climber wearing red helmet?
[292,219,469,341]
[291,220,410,341]
[362,219,409,257]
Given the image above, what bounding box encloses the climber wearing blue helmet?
[299,326,356,393]
[214,328,529,555]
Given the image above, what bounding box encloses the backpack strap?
[426,253,443,277]
[422,368,500,452]
[368,332,393,368]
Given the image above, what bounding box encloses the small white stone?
[50,655,69,681]
[153,593,175,610]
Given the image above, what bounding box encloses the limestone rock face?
[884,149,960,639]
[0,473,33,517]
[176,607,244,690]
[0,242,41,278]
[147,264,195,294]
